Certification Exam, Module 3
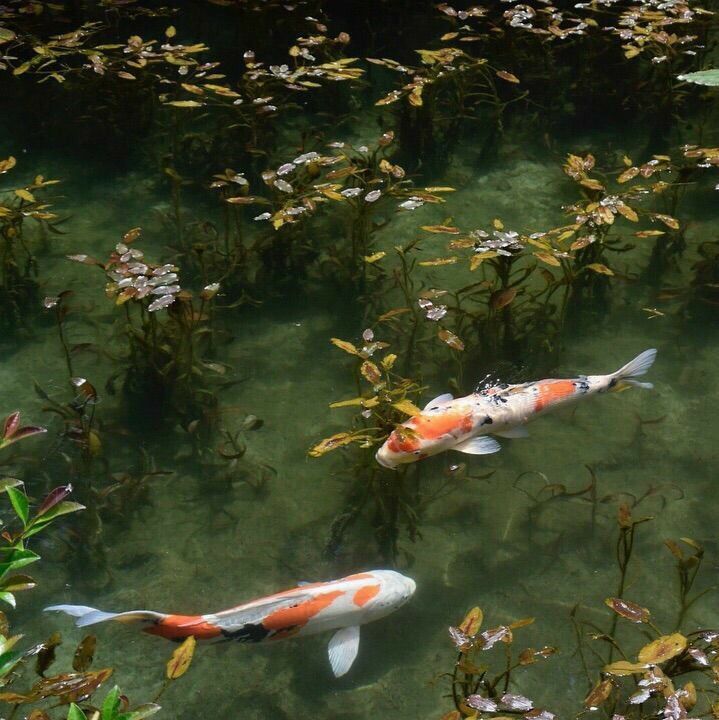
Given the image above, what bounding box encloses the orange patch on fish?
[145,614,222,640]
[353,584,381,607]
[534,380,576,412]
[387,430,420,453]
[262,590,344,631]
[412,412,471,440]
[345,572,376,581]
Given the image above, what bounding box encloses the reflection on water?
[1,1,718,718]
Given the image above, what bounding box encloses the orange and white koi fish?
[45,570,415,677]
[376,349,657,469]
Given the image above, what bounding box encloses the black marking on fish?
[224,622,270,643]
[482,415,493,425]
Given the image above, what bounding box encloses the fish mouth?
[375,451,398,470]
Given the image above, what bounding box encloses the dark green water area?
[1,1,719,718]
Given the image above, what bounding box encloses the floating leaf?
[534,251,561,267]
[496,70,520,83]
[309,433,357,457]
[490,287,517,311]
[586,263,614,276]
[604,597,650,623]
[72,635,96,672]
[330,338,360,356]
[438,328,464,351]
[470,251,498,270]
[420,225,460,234]
[364,252,386,263]
[637,633,687,664]
[616,203,639,222]
[15,189,35,202]
[584,679,613,709]
[458,607,483,637]
[654,214,680,230]
[166,100,203,108]
[360,361,382,385]
[0,157,17,174]
[166,636,196,680]
[35,632,62,677]
[329,397,366,409]
[603,660,649,676]
[418,257,458,266]
[392,400,421,416]
[618,166,639,183]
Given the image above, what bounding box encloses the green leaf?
[0,548,40,577]
[677,69,719,87]
[25,502,85,538]
[117,705,162,720]
[67,703,88,720]
[102,685,121,720]
[0,647,22,677]
[6,487,29,527]
[0,592,15,608]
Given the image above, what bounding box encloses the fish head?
[358,570,416,621]
[375,425,425,469]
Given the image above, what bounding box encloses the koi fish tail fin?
[45,604,166,628]
[611,348,657,390]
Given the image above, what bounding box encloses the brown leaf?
[584,679,613,709]
[490,287,517,311]
[35,632,62,677]
[496,70,520,83]
[360,361,382,385]
[309,433,357,457]
[604,597,650,623]
[420,225,461,234]
[618,166,640,183]
[654,214,680,230]
[166,636,196,680]
[438,328,464,351]
[534,251,561,267]
[72,635,96,672]
[637,634,687,664]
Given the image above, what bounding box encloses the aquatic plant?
[0,157,61,336]
[68,229,223,438]
[441,506,719,720]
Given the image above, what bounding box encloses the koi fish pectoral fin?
[453,436,501,455]
[328,625,361,678]
[494,426,529,439]
[45,604,165,628]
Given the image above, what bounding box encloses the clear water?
[1,4,719,719]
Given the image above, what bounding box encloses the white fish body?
[375,349,657,468]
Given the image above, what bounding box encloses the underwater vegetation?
[0,0,718,717]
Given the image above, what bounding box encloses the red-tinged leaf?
[166,636,196,679]
[32,668,113,702]
[458,607,483,636]
[490,287,517,311]
[3,411,20,440]
[438,328,464,351]
[330,338,360,356]
[604,597,650,623]
[8,426,47,444]
[35,632,62,677]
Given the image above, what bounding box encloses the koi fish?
[45,569,415,678]
[376,348,657,469]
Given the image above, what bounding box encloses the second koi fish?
[45,569,415,678]
[375,349,657,469]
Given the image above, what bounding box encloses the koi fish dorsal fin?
[45,604,166,627]
[328,625,361,677]
[423,393,454,411]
